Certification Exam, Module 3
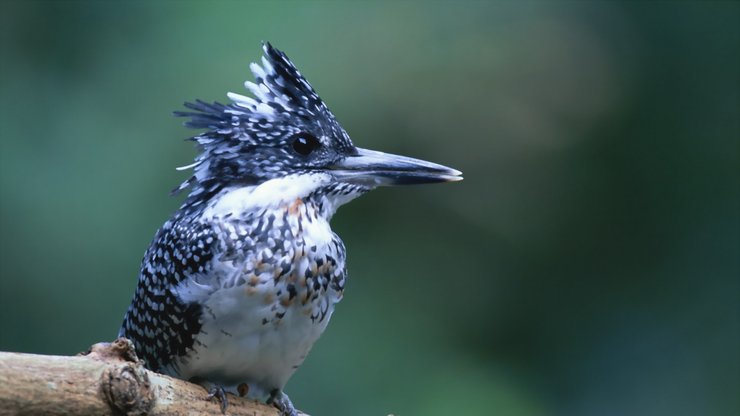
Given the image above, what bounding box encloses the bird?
[118,42,462,415]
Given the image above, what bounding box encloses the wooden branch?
[0,338,301,416]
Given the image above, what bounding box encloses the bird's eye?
[291,133,321,156]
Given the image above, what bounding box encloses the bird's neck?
[196,174,366,223]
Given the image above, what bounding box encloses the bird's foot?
[268,389,298,416]
[206,384,229,414]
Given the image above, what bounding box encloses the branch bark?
[0,338,295,416]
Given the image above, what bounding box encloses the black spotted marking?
[119,217,216,373]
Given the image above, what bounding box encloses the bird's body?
[119,43,460,414]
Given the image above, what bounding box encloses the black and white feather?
[119,43,362,413]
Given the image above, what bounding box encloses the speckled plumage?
[119,42,461,415]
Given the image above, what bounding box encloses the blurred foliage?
[0,1,738,416]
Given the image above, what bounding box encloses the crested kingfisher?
[119,42,462,415]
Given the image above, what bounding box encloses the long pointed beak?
[329,147,463,186]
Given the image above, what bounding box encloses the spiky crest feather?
[172,42,352,204]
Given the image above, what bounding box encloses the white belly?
[172,284,336,399]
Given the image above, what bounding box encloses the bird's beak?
[330,147,463,186]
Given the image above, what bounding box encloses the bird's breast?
[191,196,346,320]
[169,197,346,389]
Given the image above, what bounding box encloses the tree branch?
[0,338,298,416]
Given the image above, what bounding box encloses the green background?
[1,1,737,415]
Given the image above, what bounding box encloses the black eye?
[291,133,321,156]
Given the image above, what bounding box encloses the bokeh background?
[1,1,737,415]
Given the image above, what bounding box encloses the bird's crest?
[228,42,327,119]
[172,42,350,201]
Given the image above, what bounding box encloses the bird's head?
[175,42,461,214]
